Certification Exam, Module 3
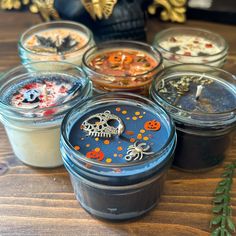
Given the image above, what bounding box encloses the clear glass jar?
[150,64,236,172]
[153,27,228,68]
[18,21,95,66]
[61,93,176,220]
[82,41,163,96]
[0,61,92,168]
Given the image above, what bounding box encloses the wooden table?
[0,11,235,236]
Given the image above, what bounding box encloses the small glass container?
[61,93,176,220]
[82,41,163,96]
[150,64,236,172]
[153,27,228,68]
[18,21,95,66]
[0,61,92,168]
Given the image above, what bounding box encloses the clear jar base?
[78,199,157,221]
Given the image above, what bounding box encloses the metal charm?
[124,141,154,162]
[81,110,125,138]
[23,89,40,103]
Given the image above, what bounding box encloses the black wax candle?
[60,93,176,220]
[150,64,236,172]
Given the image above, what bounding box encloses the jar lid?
[150,64,236,128]
[61,93,176,185]
[0,61,91,122]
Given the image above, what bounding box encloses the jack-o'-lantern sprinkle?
[86,149,104,161]
[144,120,161,131]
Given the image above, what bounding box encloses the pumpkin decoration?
[108,53,133,65]
[86,149,104,161]
[144,120,161,131]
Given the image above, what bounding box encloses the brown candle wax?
[82,41,163,96]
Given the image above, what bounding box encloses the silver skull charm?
[81,110,125,138]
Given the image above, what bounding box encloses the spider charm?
[124,141,154,162]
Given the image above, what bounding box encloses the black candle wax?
[151,69,236,172]
[61,93,176,220]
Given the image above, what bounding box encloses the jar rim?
[61,92,176,169]
[19,20,94,57]
[0,61,91,121]
[153,27,228,59]
[150,64,236,127]
[82,40,163,79]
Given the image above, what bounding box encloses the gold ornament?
[0,0,29,10]
[148,0,187,23]
[81,0,117,20]
[0,0,60,21]
[29,0,60,21]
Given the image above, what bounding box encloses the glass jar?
[82,41,163,96]
[0,61,92,168]
[153,27,228,68]
[150,64,236,172]
[18,21,95,66]
[61,93,176,220]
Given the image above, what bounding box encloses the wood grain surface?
[0,11,236,236]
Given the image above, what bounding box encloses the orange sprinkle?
[106,158,112,163]
[143,136,149,141]
[122,110,127,114]
[137,134,142,139]
[126,130,134,135]
[95,147,100,152]
[132,116,137,120]
[130,138,135,143]
[135,111,140,115]
[118,154,123,158]
[74,145,80,151]
[116,107,121,112]
[104,140,110,145]
[86,144,90,147]
[140,129,145,134]
[117,146,123,151]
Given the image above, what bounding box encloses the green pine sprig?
[210,162,236,236]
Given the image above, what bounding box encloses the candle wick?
[121,54,126,67]
[43,84,48,101]
[195,85,203,100]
